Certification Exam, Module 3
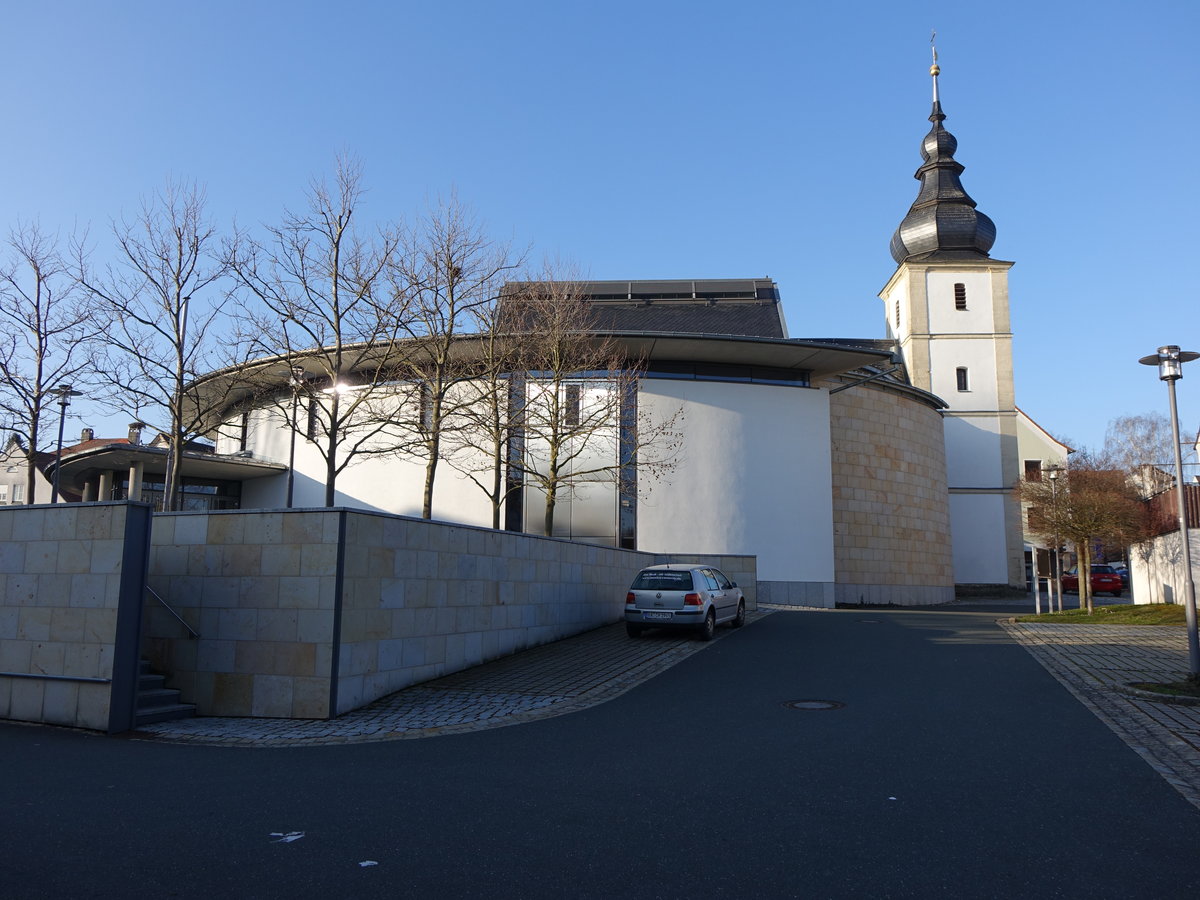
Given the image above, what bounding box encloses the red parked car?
[1061,565,1123,597]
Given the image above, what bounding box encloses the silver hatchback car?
[624,564,746,641]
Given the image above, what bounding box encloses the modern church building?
[49,60,1064,606]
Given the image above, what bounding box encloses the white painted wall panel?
[943,416,1004,486]
[949,493,1010,583]
[928,340,999,409]
[638,380,833,583]
[926,271,994,333]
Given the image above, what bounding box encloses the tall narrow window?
[956,367,969,391]
[954,283,967,310]
[306,397,319,441]
[564,384,581,426]
[239,411,250,451]
[419,382,434,431]
[895,302,900,328]
[12,483,23,504]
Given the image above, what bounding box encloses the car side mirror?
[730,582,738,588]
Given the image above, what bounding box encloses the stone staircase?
[135,660,196,726]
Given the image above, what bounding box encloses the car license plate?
[643,612,672,621]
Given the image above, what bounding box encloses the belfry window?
[954,283,967,310]
[895,302,900,328]
[956,367,969,392]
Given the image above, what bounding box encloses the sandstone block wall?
[0,503,149,731]
[144,509,756,719]
[827,382,955,606]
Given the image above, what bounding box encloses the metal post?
[1140,345,1200,682]
[286,365,304,509]
[50,384,82,503]
[1166,376,1200,680]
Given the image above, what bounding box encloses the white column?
[98,470,113,502]
[128,461,144,502]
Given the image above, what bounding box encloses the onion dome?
[889,54,996,264]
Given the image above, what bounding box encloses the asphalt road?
[4,607,1200,898]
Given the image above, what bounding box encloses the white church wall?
[925,271,994,334]
[943,416,1004,485]
[637,380,834,596]
[927,339,1000,409]
[887,277,909,342]
[949,492,1012,584]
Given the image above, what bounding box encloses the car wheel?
[698,609,716,641]
[626,623,643,638]
[730,600,746,628]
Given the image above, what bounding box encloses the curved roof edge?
[189,332,899,427]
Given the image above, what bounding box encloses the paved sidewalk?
[1001,619,1200,810]
[134,611,770,747]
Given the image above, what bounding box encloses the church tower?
[879,50,1025,590]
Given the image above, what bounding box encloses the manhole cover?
[783,700,845,711]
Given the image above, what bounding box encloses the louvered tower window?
[954,283,967,310]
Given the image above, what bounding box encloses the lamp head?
[1139,345,1200,382]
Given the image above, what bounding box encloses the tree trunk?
[24,410,40,503]
[324,394,339,507]
[490,443,502,530]
[422,441,438,520]
[543,479,556,537]
[1079,543,1094,614]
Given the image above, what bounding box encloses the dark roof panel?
[501,278,786,339]
[588,302,785,338]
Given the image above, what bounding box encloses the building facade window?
[0,484,7,504]
[895,302,900,328]
[564,384,581,426]
[1024,460,1043,482]
[239,411,250,451]
[956,367,969,392]
[954,283,967,310]
[11,483,23,504]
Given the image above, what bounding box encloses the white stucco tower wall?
[880,259,1024,588]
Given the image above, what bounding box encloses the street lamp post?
[1047,466,1064,613]
[286,365,305,509]
[1139,345,1200,682]
[50,384,83,503]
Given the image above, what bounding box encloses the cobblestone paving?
[1001,620,1200,810]
[135,611,771,747]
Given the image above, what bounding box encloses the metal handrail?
[146,585,200,639]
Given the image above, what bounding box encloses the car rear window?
[1092,566,1115,574]
[631,570,694,590]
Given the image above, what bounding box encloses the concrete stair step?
[134,659,195,725]
[137,687,184,709]
[135,703,197,726]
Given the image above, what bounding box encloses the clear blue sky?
[3,0,1197,452]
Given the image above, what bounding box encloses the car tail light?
[626,593,636,605]
[683,593,703,606]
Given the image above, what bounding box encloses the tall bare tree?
[75,180,236,510]
[505,277,683,537]
[440,297,530,528]
[385,197,522,519]
[0,222,100,502]
[1018,449,1150,612]
[225,157,405,507]
[1104,412,1195,498]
